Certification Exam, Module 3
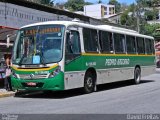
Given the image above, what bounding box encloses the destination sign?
[24,27,61,35]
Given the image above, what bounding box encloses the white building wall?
[84,4,115,19]
[84,4,102,19]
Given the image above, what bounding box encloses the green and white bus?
[11,21,155,93]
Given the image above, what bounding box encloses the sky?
[55,0,136,5]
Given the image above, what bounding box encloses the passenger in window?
[69,32,80,54]
[67,33,74,53]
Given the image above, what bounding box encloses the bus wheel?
[83,71,95,94]
[133,67,141,84]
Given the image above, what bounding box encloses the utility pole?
[135,0,143,33]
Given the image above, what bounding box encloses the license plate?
[27,82,36,86]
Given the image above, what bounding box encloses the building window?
[104,12,107,15]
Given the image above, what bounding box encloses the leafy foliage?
[120,0,160,36]
[40,0,54,6]
[144,24,160,37]
[146,0,160,7]
[120,4,137,27]
[145,9,159,20]
[64,0,92,12]
[98,0,102,4]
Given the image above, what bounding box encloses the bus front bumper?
[11,72,64,91]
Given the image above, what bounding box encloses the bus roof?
[21,21,154,40]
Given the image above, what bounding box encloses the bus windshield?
[12,25,65,65]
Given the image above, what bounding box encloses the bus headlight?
[48,66,61,78]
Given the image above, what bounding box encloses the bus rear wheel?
[133,67,141,84]
[83,72,95,94]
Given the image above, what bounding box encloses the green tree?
[145,0,159,21]
[145,9,159,20]
[120,3,136,28]
[146,0,160,7]
[108,0,121,13]
[132,0,148,33]
[120,10,129,25]
[64,0,92,11]
[135,0,160,33]
[121,3,128,12]
[98,0,102,4]
[144,23,160,36]
[120,0,160,34]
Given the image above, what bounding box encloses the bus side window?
[126,35,136,54]
[99,31,113,53]
[151,40,155,54]
[145,38,154,54]
[145,38,152,54]
[83,28,98,53]
[136,37,145,54]
[114,33,125,53]
[66,31,81,54]
[65,30,81,64]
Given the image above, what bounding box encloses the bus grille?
[18,74,48,80]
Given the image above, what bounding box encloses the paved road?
[0,73,160,114]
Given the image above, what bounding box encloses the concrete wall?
[0,2,71,29]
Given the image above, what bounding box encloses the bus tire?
[133,67,141,84]
[83,71,95,94]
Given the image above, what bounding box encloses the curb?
[0,92,15,98]
[155,68,160,73]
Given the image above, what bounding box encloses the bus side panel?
[82,54,155,85]
[97,68,134,84]
[64,71,85,89]
[64,54,155,89]
[64,56,85,90]
[141,66,155,77]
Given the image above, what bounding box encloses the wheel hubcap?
[86,77,93,88]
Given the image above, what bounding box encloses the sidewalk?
[156,68,160,73]
[0,89,15,98]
